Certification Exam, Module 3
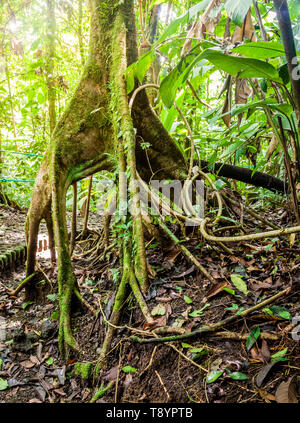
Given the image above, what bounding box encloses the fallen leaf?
[258,388,276,402]
[34,386,46,402]
[124,373,133,391]
[256,362,278,387]
[20,360,36,369]
[30,355,40,365]
[102,366,118,382]
[275,376,298,403]
[261,340,270,362]
[206,281,228,299]
[54,388,66,396]
[151,304,166,316]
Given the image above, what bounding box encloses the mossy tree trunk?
[25,0,288,359]
[25,0,186,357]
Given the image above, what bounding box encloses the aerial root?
[200,218,300,243]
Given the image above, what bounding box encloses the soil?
[0,203,300,404]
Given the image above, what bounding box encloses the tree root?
[74,288,97,315]
[90,380,115,403]
[157,217,216,284]
[129,286,292,344]
[9,273,36,297]
[211,330,279,341]
[200,218,300,243]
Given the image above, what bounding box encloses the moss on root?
[74,362,94,380]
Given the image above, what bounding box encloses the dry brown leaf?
[181,0,222,56]
[20,360,36,369]
[255,362,278,387]
[124,373,133,391]
[275,376,299,403]
[258,388,276,402]
[206,281,228,299]
[30,355,40,365]
[221,89,231,128]
[232,10,257,43]
[266,134,279,160]
[250,346,265,363]
[235,79,251,126]
[260,340,271,363]
[102,365,119,382]
[54,388,66,396]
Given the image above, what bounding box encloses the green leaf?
[278,311,291,320]
[190,347,206,353]
[230,274,248,295]
[232,41,289,60]
[135,50,156,83]
[160,48,282,107]
[50,311,59,321]
[206,369,223,384]
[189,303,210,317]
[224,0,252,27]
[268,305,291,320]
[5,339,13,345]
[181,342,193,349]
[47,294,58,302]
[45,357,54,365]
[0,359,3,369]
[200,49,282,82]
[223,287,236,296]
[184,295,193,304]
[122,366,137,373]
[189,310,202,317]
[151,304,166,316]
[22,301,33,310]
[246,327,261,350]
[37,92,45,104]
[228,371,249,380]
[271,348,288,362]
[126,62,136,93]
[0,378,8,391]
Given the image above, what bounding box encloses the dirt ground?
[0,203,299,403]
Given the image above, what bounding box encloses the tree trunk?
[25,0,289,357]
[46,0,57,134]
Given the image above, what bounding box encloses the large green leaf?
[200,49,282,82]
[232,41,288,60]
[159,45,204,108]
[135,50,156,83]
[230,274,248,295]
[126,50,156,93]
[224,0,252,27]
[160,47,282,107]
[246,327,261,350]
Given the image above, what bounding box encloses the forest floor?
[0,199,300,404]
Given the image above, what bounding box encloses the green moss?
[74,362,94,380]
